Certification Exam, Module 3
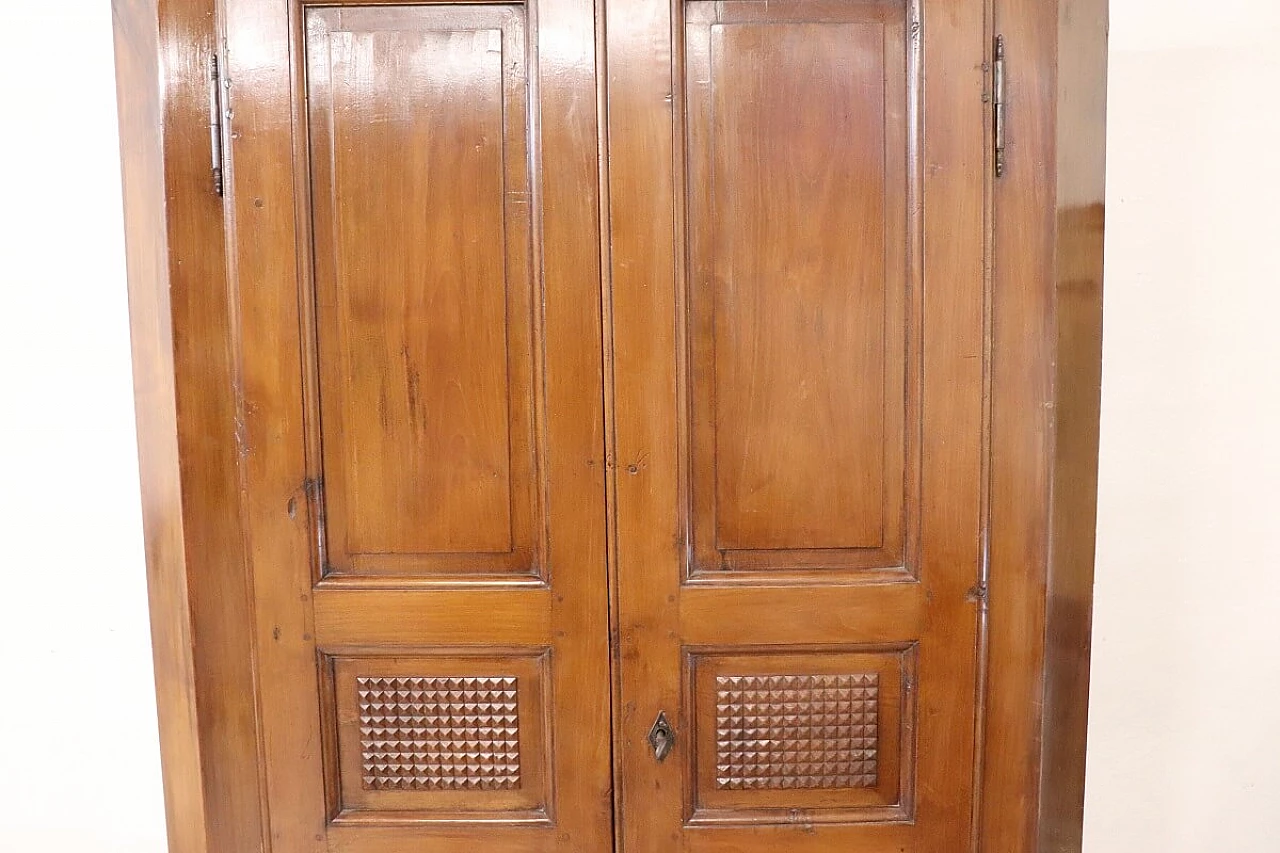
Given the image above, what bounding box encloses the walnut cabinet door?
[222,0,992,850]
[225,0,614,851]
[605,0,990,849]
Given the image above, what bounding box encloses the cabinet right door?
[606,0,990,849]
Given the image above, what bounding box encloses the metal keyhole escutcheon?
[648,711,674,761]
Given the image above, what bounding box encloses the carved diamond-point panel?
[356,676,521,791]
[715,673,879,790]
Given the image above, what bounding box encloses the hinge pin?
[993,35,1006,178]
[209,54,226,197]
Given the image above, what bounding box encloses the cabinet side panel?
[1038,0,1108,848]
[112,2,209,851]
[982,0,1056,849]
[114,1,267,850]
[159,0,268,849]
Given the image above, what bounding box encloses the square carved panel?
[327,652,550,824]
[357,676,521,791]
[716,673,879,791]
[687,646,914,826]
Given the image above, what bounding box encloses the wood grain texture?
[698,15,889,553]
[112,4,207,850]
[224,1,612,850]
[977,0,1055,848]
[606,0,989,848]
[979,2,1108,852]
[1037,0,1109,846]
[305,7,539,578]
[112,1,265,851]
[684,0,913,578]
[114,0,1109,846]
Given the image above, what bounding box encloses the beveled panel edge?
[684,562,914,588]
[316,573,549,591]
[330,808,552,827]
[300,0,522,6]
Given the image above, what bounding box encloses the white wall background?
[0,5,168,852]
[1082,4,1280,852]
[0,1,1276,851]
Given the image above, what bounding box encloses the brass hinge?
[209,53,228,196]
[993,35,1006,178]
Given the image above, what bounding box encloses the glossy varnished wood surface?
[306,7,539,577]
[112,4,207,850]
[606,0,991,848]
[978,0,1056,847]
[1038,0,1109,845]
[980,2,1109,851]
[115,0,1108,847]
[684,0,911,576]
[690,1,899,557]
[112,1,265,851]
[223,0,612,849]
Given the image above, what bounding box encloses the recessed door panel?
[306,6,540,580]
[685,0,914,578]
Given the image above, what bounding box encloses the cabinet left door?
[222,1,612,851]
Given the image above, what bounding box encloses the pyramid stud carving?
[714,673,879,790]
[356,676,521,791]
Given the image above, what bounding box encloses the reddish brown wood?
[684,0,912,578]
[115,0,1107,848]
[1038,0,1109,846]
[305,6,538,578]
[980,2,1109,852]
[112,2,265,851]
[220,0,613,849]
[607,0,992,849]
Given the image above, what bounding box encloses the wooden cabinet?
[112,0,1107,850]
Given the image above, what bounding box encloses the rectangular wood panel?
[305,6,539,579]
[684,0,913,578]
[326,652,551,824]
[685,646,914,826]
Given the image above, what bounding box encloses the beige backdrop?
[1083,3,1280,851]
[0,1,1276,850]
